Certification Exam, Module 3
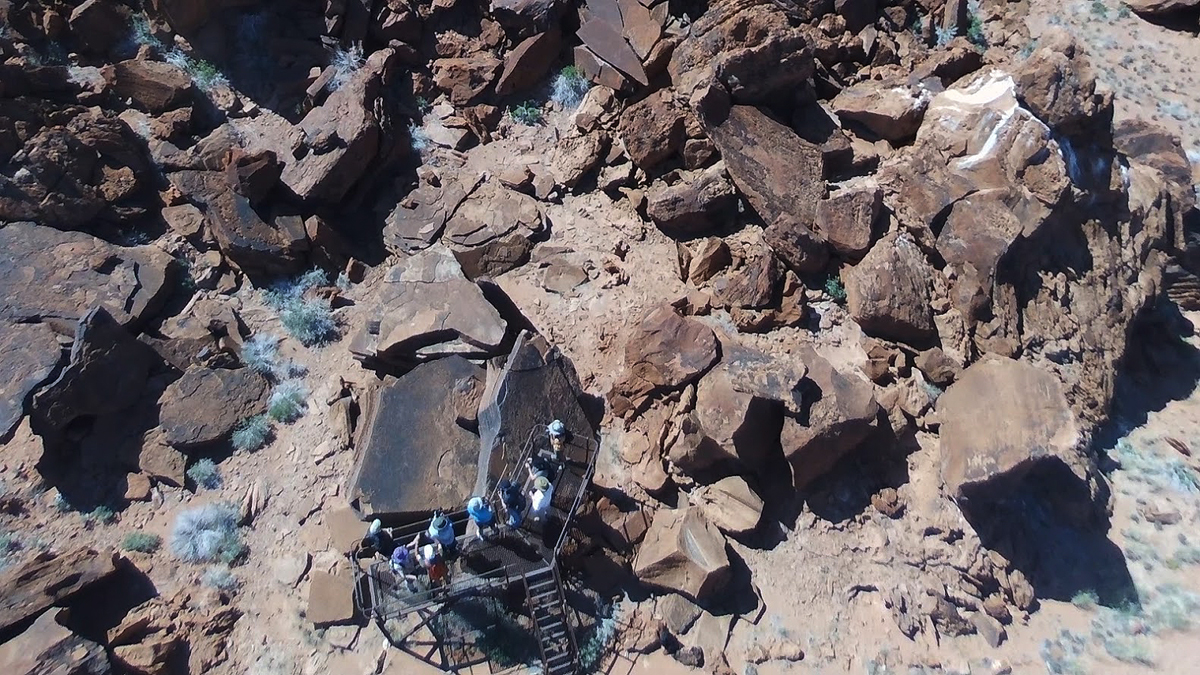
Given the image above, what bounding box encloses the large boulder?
[157,366,270,450]
[30,307,157,435]
[0,610,110,674]
[0,323,61,440]
[781,346,880,488]
[166,170,306,280]
[0,223,173,330]
[608,305,719,417]
[707,105,825,227]
[0,110,154,229]
[0,548,121,639]
[937,356,1086,507]
[668,0,813,103]
[618,91,687,171]
[693,476,764,536]
[882,62,1183,428]
[843,232,937,347]
[633,507,731,604]
[495,29,562,96]
[109,60,195,114]
[1012,29,1110,138]
[476,332,595,491]
[672,341,805,477]
[830,80,929,143]
[383,178,478,253]
[349,247,508,367]
[350,356,485,518]
[818,178,882,258]
[491,0,564,38]
[442,182,544,277]
[646,164,738,236]
[433,53,502,105]
[280,48,394,202]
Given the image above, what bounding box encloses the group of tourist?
[363,420,570,592]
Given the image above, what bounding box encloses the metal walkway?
[353,426,598,674]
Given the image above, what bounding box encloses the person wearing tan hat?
[529,474,554,523]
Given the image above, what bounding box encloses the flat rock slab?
[0,609,109,674]
[0,222,173,330]
[937,356,1085,505]
[577,17,649,86]
[707,105,825,226]
[349,356,485,518]
[350,246,508,366]
[306,568,357,627]
[158,366,270,450]
[476,332,595,494]
[0,322,61,439]
[383,178,479,253]
[0,548,120,639]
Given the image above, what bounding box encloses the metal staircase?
[524,566,579,675]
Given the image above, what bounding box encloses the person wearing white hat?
[420,542,448,585]
[363,518,396,557]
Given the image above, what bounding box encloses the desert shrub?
[164,49,228,91]
[85,505,117,526]
[1072,589,1099,609]
[967,13,987,47]
[578,600,622,673]
[935,26,955,47]
[54,493,73,512]
[266,270,338,346]
[1118,3,1131,17]
[329,46,364,91]
[1145,583,1200,631]
[551,65,591,109]
[1039,629,1087,675]
[232,414,272,452]
[241,334,279,375]
[1091,0,1109,17]
[511,101,543,126]
[187,458,222,490]
[203,565,240,592]
[122,532,163,553]
[128,14,165,52]
[268,381,308,423]
[409,121,431,154]
[170,503,246,564]
[824,275,847,303]
[0,531,22,569]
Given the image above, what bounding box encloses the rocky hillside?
[1,0,1199,673]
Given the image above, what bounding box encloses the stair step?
[532,590,558,602]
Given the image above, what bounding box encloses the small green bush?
[203,565,240,591]
[511,101,543,126]
[1071,589,1099,609]
[280,298,337,346]
[1091,0,1109,17]
[967,14,987,48]
[329,46,364,91]
[824,275,847,303]
[164,49,228,91]
[187,458,222,490]
[551,66,591,109]
[268,381,308,423]
[85,506,117,526]
[1117,3,1131,17]
[122,532,163,553]
[0,531,22,566]
[232,415,272,452]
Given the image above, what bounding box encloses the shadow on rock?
[966,459,1138,608]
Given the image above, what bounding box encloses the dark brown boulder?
[668,0,813,103]
[608,304,719,417]
[618,90,687,170]
[782,346,880,488]
[830,80,928,143]
[157,366,270,450]
[711,249,779,310]
[383,178,478,253]
[764,215,829,275]
[1012,29,1110,137]
[110,60,195,114]
[69,0,130,56]
[281,48,394,203]
[844,233,937,347]
[0,223,173,330]
[433,53,502,105]
[30,307,157,435]
[495,29,562,96]
[707,105,825,226]
[819,178,882,258]
[632,507,731,603]
[646,164,738,235]
[491,0,564,38]
[350,356,484,518]
[0,323,61,440]
[0,547,121,639]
